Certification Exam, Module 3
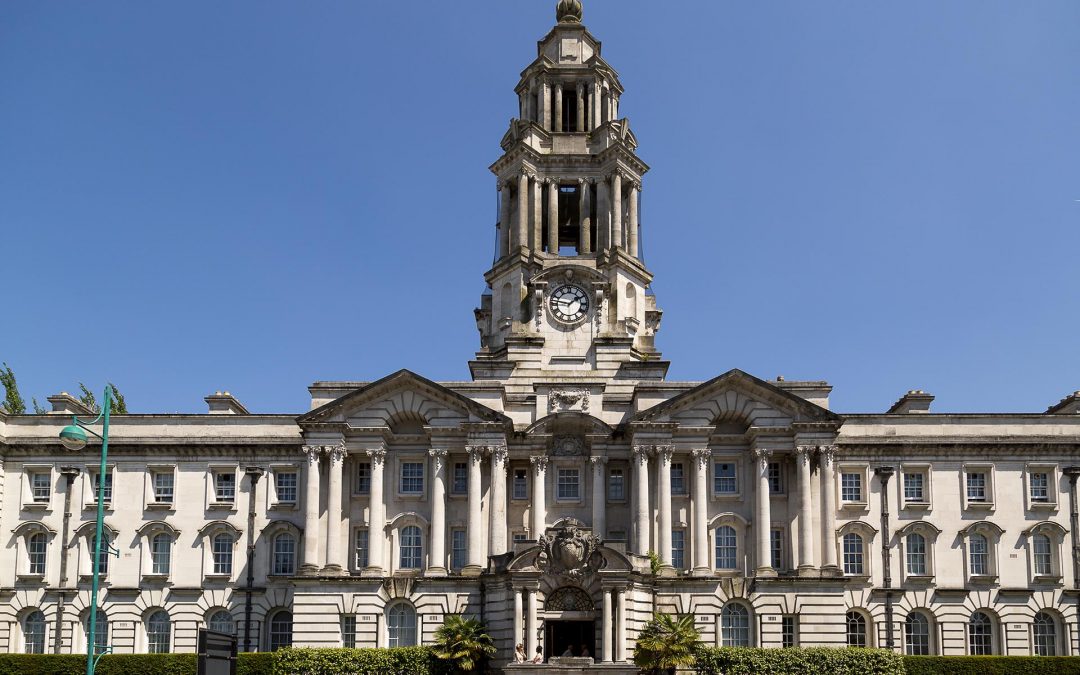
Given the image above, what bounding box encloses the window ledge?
[267,574,295,580]
[204,574,232,581]
[965,502,995,511]
[78,574,109,584]
[714,569,743,578]
[396,493,426,501]
[840,502,869,511]
[902,502,932,511]
[1029,502,1058,510]
[968,574,998,584]
[904,575,935,584]
[208,502,236,510]
[23,503,49,511]
[143,573,171,581]
[1033,575,1063,584]
[146,502,175,511]
[269,502,297,510]
[712,493,742,501]
[16,574,45,583]
[844,575,872,583]
[84,502,113,511]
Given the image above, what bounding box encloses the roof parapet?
[47,392,94,416]
[205,391,250,415]
[887,390,934,414]
[1047,391,1080,415]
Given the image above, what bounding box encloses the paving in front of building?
[3,0,1080,668]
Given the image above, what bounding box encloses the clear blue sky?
[2,1,1078,414]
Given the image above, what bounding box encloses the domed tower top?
[556,0,583,24]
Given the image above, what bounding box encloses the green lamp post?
[58,387,115,675]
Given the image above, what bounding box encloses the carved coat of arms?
[537,521,601,581]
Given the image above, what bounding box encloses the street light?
[58,386,115,675]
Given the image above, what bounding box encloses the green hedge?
[0,653,271,675]
[694,646,904,675]
[904,656,1080,674]
[273,647,448,675]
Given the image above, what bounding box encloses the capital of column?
[656,446,674,463]
[752,447,772,470]
[489,445,508,464]
[795,445,814,467]
[326,444,347,464]
[530,455,549,473]
[818,444,838,467]
[365,448,387,467]
[302,445,322,464]
[691,448,712,470]
[466,445,488,464]
[589,455,608,469]
[429,448,448,472]
[631,445,653,465]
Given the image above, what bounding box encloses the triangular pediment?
[297,369,509,430]
[632,369,841,428]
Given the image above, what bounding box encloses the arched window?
[151,533,172,575]
[268,610,293,651]
[208,610,235,635]
[28,533,47,576]
[905,611,931,655]
[905,533,926,576]
[715,526,737,570]
[84,609,108,653]
[93,533,111,576]
[387,603,417,647]
[843,534,864,575]
[273,533,296,576]
[968,534,988,576]
[1033,612,1058,656]
[625,283,638,319]
[846,610,868,648]
[146,610,171,654]
[968,611,994,655]
[23,610,46,654]
[212,533,234,575]
[1033,535,1052,576]
[721,603,750,647]
[400,526,422,569]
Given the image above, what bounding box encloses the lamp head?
[59,424,88,451]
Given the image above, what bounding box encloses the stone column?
[820,445,839,573]
[553,84,563,132]
[540,78,551,130]
[427,449,448,576]
[465,446,485,575]
[691,449,712,575]
[615,588,627,662]
[576,82,586,132]
[578,178,592,253]
[592,80,602,129]
[612,93,619,119]
[546,180,559,254]
[364,448,386,576]
[628,181,640,257]
[601,588,613,662]
[513,588,524,652]
[656,446,673,572]
[516,171,529,252]
[300,445,323,574]
[611,173,623,250]
[525,588,538,657]
[499,180,512,257]
[489,446,508,556]
[531,176,543,251]
[590,456,607,539]
[323,445,347,573]
[596,176,610,250]
[633,446,651,556]
[796,445,816,575]
[753,448,776,577]
[530,456,548,539]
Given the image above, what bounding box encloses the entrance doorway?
[545,620,595,660]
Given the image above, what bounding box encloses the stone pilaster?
[796,445,817,575]
[299,445,322,575]
[820,445,840,574]
[464,445,486,575]
[691,449,712,575]
[323,445,347,574]
[754,447,776,577]
[546,179,560,253]
[632,446,651,555]
[578,178,592,253]
[656,446,673,574]
[363,448,387,576]
[489,446,508,556]
[530,455,549,539]
[628,181,640,257]
[427,449,448,576]
[590,456,608,538]
[611,172,623,250]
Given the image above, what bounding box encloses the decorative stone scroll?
[549,388,590,414]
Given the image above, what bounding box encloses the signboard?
[198,628,237,675]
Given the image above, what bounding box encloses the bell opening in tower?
[557,185,581,254]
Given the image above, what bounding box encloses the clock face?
[549,284,590,324]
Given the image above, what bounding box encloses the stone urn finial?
[556,0,583,24]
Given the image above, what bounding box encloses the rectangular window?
[843,534,864,575]
[906,535,927,576]
[671,530,685,570]
[841,473,862,503]
[512,468,528,500]
[608,468,625,501]
[152,471,174,504]
[341,615,356,649]
[782,616,798,648]
[92,471,113,503]
[903,472,925,503]
[966,472,987,502]
[969,536,989,576]
[275,471,298,503]
[1030,472,1049,503]
[31,472,51,503]
[93,534,110,576]
[557,468,580,500]
[355,529,369,569]
[768,462,783,493]
[513,532,528,544]
[670,463,686,495]
[1033,536,1053,576]
[399,462,424,495]
[28,535,47,575]
[214,472,236,503]
[447,462,465,495]
[212,535,233,575]
[770,529,783,570]
[714,462,736,495]
[451,529,467,570]
[356,462,371,494]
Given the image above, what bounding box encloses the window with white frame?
[608,467,625,501]
[901,465,931,508]
[23,610,47,654]
[1025,521,1066,581]
[1033,534,1052,575]
[84,609,108,654]
[781,615,798,648]
[28,532,47,576]
[721,603,750,647]
[966,473,987,502]
[843,533,865,576]
[840,472,863,504]
[557,468,580,500]
[273,468,298,505]
[354,529,369,569]
[967,611,994,655]
[341,614,356,649]
[451,529,467,570]
[513,532,528,544]
[355,462,371,495]
[30,470,51,505]
[387,603,417,647]
[512,468,528,500]
[671,529,685,570]
[898,521,943,580]
[399,525,423,569]
[770,529,784,570]
[150,468,175,505]
[451,462,468,495]
[272,533,296,575]
[91,532,111,576]
[715,525,737,570]
[213,470,236,504]
[713,461,737,495]
[846,610,869,648]
[1033,612,1059,656]
[399,462,424,495]
[905,611,931,655]
[670,462,686,495]
[768,462,783,494]
[969,534,988,576]
[267,610,293,651]
[905,533,927,576]
[151,533,172,575]
[211,533,234,575]
[146,610,171,654]
[963,465,994,508]
[88,466,114,506]
[208,609,234,635]
[962,522,1003,580]
[1026,465,1058,509]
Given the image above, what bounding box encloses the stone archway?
[543,586,596,660]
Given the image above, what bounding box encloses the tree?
[0,362,26,414]
[433,615,496,673]
[77,382,128,414]
[78,382,97,413]
[109,383,128,414]
[32,398,47,415]
[633,612,700,675]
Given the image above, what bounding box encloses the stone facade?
[2,0,1080,667]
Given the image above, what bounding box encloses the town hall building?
[2,0,1080,668]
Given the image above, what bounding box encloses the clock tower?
[472,0,666,391]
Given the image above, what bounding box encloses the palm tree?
[633,612,700,675]
[433,614,497,673]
